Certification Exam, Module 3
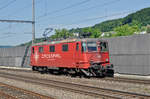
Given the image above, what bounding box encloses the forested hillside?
[70,7,150,33]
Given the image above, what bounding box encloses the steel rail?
[0,81,53,99]
[0,72,149,99]
[0,72,117,99]
[103,77,150,85]
[0,68,150,85]
[0,90,18,99]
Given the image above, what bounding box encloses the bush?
[146,25,150,33]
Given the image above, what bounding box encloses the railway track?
[0,72,149,99]
[0,90,17,99]
[0,82,53,99]
[1,67,150,85]
[103,77,150,85]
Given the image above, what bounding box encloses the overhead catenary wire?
[1,0,42,18]
[37,0,122,23]
[71,10,135,24]
[0,0,121,34]
[0,31,33,39]
[0,0,41,39]
[44,0,48,16]
[0,26,10,31]
[0,0,142,42]
[0,12,138,41]
[36,0,123,31]
[0,35,12,39]
[0,0,17,11]
[37,0,91,19]
[0,0,133,39]
[0,0,35,40]
[0,19,33,23]
[2,32,16,35]
[0,35,31,39]
[37,9,135,32]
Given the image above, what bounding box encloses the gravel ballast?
[0,68,150,99]
[0,77,98,99]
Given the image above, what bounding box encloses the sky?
[0,0,149,45]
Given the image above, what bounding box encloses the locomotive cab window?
[81,42,87,52]
[49,46,55,52]
[39,47,43,53]
[32,47,34,54]
[62,44,68,52]
[87,42,97,52]
[100,42,108,52]
[76,43,79,51]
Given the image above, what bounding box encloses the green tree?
[79,27,92,38]
[90,29,101,38]
[50,28,73,39]
[113,24,139,37]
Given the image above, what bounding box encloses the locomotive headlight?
[106,58,109,62]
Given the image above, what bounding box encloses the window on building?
[49,46,55,52]
[32,47,34,54]
[39,47,43,53]
[62,44,68,51]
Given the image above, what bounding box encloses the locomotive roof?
[32,38,107,46]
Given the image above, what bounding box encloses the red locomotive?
[30,38,114,77]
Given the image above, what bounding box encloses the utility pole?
[32,0,35,44]
[0,1,35,44]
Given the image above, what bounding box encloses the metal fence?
[0,34,150,75]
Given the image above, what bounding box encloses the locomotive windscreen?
[87,42,97,52]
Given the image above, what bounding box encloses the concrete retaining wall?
[105,34,150,75]
[0,46,30,67]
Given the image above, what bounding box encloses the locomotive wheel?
[32,66,39,71]
[32,66,36,71]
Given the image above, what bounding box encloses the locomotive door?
[75,43,80,67]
